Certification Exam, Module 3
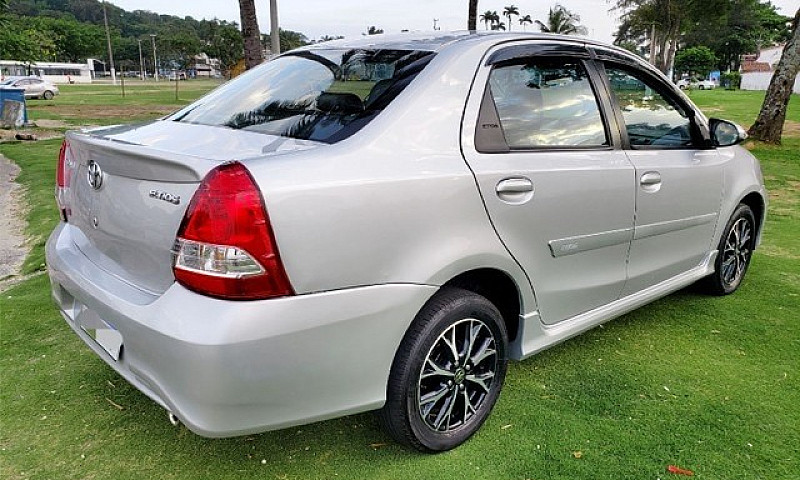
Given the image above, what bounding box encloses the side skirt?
[510,250,717,360]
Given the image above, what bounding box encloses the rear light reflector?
[173,238,265,278]
[172,162,293,300]
[56,139,71,221]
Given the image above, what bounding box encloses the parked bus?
[0,60,93,84]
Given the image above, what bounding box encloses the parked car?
[47,32,766,452]
[0,75,59,99]
[676,78,717,90]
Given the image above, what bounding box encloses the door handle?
[495,177,534,204]
[640,171,662,186]
[496,177,534,194]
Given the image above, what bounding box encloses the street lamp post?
[270,0,280,56]
[138,39,145,81]
[150,34,159,81]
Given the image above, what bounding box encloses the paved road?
[0,153,27,282]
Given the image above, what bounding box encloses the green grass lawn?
[1,86,799,480]
[24,80,223,126]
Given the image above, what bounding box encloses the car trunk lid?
[63,121,321,294]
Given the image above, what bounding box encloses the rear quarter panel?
[242,41,534,310]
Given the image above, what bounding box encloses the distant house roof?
[742,61,772,73]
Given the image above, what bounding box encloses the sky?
[110,0,799,45]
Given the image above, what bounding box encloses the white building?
[741,45,800,94]
[0,60,93,84]
[189,53,221,78]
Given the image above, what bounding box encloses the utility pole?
[138,39,145,81]
[102,1,116,84]
[150,34,159,81]
[649,23,657,67]
[269,0,280,56]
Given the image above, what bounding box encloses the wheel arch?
[440,268,523,347]
[739,191,766,248]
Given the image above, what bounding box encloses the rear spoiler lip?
[67,129,216,183]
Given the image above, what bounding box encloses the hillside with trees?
[0,0,312,74]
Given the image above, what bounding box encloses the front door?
[601,63,724,295]
[462,46,635,324]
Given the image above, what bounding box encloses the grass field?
[1,85,799,480]
[24,80,223,126]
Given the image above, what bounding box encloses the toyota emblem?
[87,160,103,190]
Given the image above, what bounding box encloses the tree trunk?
[468,0,478,31]
[749,8,800,144]
[238,0,264,70]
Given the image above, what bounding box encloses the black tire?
[379,287,508,452]
[43,90,54,100]
[700,204,756,295]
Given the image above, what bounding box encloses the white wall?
[741,72,800,94]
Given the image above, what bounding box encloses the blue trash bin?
[0,87,28,126]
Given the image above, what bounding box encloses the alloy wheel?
[721,217,752,287]
[417,318,498,433]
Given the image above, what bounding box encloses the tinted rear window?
[169,49,434,143]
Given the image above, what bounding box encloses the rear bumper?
[46,222,437,437]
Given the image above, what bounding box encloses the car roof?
[299,31,638,57]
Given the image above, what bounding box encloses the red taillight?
[57,140,68,187]
[56,140,71,221]
[172,162,294,300]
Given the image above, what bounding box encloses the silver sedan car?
[46,32,766,451]
[1,76,60,99]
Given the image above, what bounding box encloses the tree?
[468,0,478,30]
[748,7,800,144]
[263,28,308,51]
[674,45,717,78]
[480,10,495,30]
[317,35,344,43]
[503,5,519,31]
[492,21,506,31]
[238,0,263,69]
[536,4,588,35]
[0,0,8,26]
[519,14,533,31]
[681,0,790,71]
[366,26,384,35]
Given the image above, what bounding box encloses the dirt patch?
[34,104,176,120]
[32,119,69,129]
[0,154,29,289]
[782,120,800,138]
[0,128,63,143]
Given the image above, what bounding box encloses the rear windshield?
[169,49,434,143]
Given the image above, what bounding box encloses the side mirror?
[710,118,747,147]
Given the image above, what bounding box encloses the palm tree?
[519,14,533,31]
[535,4,588,35]
[480,10,495,30]
[238,0,264,69]
[492,21,506,31]
[503,5,519,31]
[468,0,478,31]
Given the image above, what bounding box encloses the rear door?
[462,42,636,324]
[598,61,724,295]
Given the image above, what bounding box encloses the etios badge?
[87,160,103,190]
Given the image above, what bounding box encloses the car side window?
[604,65,693,148]
[487,58,607,148]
